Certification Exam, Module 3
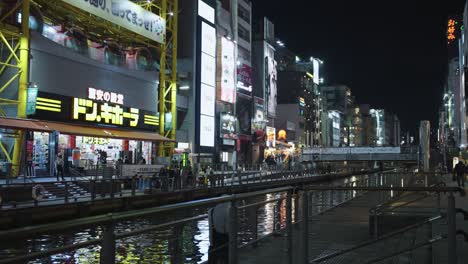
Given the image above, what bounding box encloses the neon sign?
[88,87,124,105]
[73,98,139,127]
[448,19,457,45]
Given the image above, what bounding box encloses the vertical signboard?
[197,0,217,149]
[220,37,236,103]
[313,58,320,85]
[265,42,277,117]
[26,86,39,115]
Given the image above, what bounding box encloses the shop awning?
[0,117,174,142]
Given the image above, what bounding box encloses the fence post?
[131,176,136,196]
[229,200,238,264]
[427,222,433,264]
[286,190,293,264]
[101,221,116,264]
[91,180,96,201]
[447,193,457,264]
[64,181,69,203]
[110,179,114,199]
[302,191,309,264]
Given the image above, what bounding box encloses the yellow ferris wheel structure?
[0,0,178,176]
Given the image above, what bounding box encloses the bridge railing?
[0,171,456,264]
[0,168,373,210]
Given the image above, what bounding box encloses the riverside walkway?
[237,173,468,264]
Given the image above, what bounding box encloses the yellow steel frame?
[0,0,178,176]
[139,0,178,157]
[0,0,29,176]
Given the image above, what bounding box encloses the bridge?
[301,147,418,161]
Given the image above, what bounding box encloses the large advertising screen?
[220,38,236,103]
[264,42,277,117]
[199,20,217,147]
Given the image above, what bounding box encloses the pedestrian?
[208,166,216,187]
[55,154,65,181]
[454,160,466,187]
[208,197,231,263]
[187,167,194,188]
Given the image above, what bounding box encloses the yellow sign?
[73,98,139,127]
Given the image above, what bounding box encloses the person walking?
[208,199,231,263]
[55,154,65,181]
[455,160,466,187]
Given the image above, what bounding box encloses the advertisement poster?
[220,113,237,139]
[266,126,276,148]
[252,97,266,131]
[264,43,277,117]
[220,38,236,103]
[237,64,252,92]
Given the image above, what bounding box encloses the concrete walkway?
[238,174,468,264]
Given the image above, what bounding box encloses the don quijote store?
[0,0,173,177]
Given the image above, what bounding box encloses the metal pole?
[100,221,115,264]
[302,191,309,264]
[64,182,69,203]
[286,190,293,264]
[427,222,433,264]
[12,0,30,177]
[447,193,457,264]
[229,200,238,264]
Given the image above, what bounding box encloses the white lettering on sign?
[88,87,124,105]
[61,0,166,44]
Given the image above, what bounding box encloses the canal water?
[0,173,380,264]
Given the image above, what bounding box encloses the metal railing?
[1,172,460,264]
[0,171,389,264]
[298,183,465,264]
[0,168,376,210]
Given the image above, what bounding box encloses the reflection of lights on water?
[264,194,276,234]
[390,184,394,197]
[352,181,357,197]
[194,219,210,264]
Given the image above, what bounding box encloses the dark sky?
[253,0,466,133]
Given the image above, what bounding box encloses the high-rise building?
[252,17,277,164]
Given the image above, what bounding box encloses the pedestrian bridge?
[301,147,418,161]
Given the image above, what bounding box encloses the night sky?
[254,0,466,134]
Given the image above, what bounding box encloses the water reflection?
[0,173,375,264]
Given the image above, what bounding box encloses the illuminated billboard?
[198,13,217,147]
[266,126,276,148]
[220,37,236,103]
[265,42,277,117]
[313,58,320,85]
